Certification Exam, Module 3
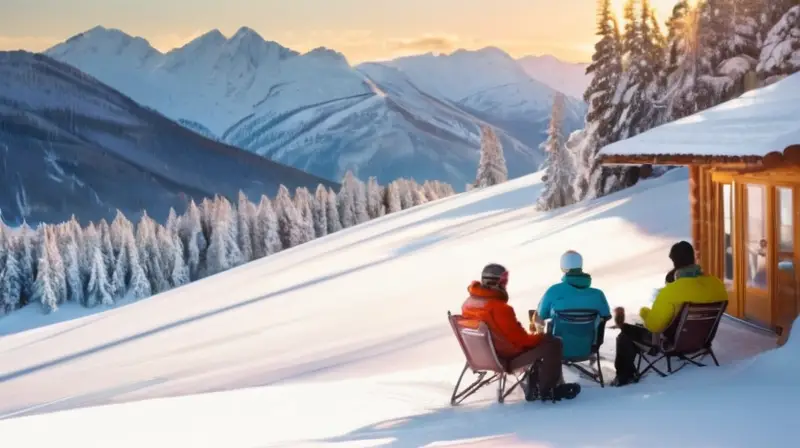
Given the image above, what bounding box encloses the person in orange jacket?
[461,263,580,401]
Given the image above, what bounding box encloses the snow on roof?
[600,71,800,162]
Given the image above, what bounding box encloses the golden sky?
[1,0,676,64]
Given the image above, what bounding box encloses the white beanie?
[560,250,583,272]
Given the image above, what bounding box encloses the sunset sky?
[1,0,677,63]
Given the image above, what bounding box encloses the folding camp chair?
[447,311,538,405]
[634,301,727,377]
[550,309,610,387]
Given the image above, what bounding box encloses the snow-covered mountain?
[367,48,587,150]
[0,51,336,225]
[44,27,585,189]
[517,54,592,100]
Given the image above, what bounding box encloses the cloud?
[389,35,459,53]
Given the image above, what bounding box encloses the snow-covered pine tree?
[313,184,329,238]
[337,172,356,228]
[474,125,508,187]
[136,212,170,294]
[293,187,316,244]
[84,224,113,306]
[396,178,415,210]
[353,176,370,224]
[326,188,342,234]
[573,0,624,202]
[0,233,22,313]
[169,232,190,288]
[537,92,576,210]
[98,219,114,278]
[384,181,402,214]
[205,197,244,276]
[180,201,207,280]
[33,226,60,312]
[16,223,37,306]
[758,5,800,84]
[274,185,304,248]
[52,222,83,305]
[422,181,440,202]
[237,191,255,263]
[366,177,385,219]
[254,195,283,258]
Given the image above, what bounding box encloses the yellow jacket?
[639,267,728,333]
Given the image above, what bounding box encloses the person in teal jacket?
[533,250,611,359]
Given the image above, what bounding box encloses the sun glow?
[610,0,677,26]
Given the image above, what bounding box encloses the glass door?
[775,186,798,339]
[743,183,771,327]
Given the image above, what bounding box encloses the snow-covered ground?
[0,169,787,447]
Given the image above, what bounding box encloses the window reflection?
[723,184,734,284]
[778,187,793,253]
[746,184,767,289]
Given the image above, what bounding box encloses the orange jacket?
[461,281,543,358]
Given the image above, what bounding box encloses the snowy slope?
[517,54,592,100]
[370,48,587,149]
[0,51,336,225]
[44,27,561,188]
[0,169,786,447]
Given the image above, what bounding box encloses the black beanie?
[669,241,695,269]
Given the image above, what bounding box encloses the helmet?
[560,250,583,272]
[481,263,509,289]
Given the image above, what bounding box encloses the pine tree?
[205,197,244,276]
[237,191,255,263]
[254,195,283,257]
[758,5,800,83]
[537,92,575,210]
[474,125,508,187]
[366,177,385,218]
[313,184,329,238]
[136,212,170,294]
[169,232,190,287]
[384,181,402,214]
[0,234,22,312]
[180,201,206,280]
[326,188,343,234]
[33,227,59,312]
[274,185,304,248]
[84,224,113,306]
[573,0,624,202]
[294,187,316,244]
[17,223,37,306]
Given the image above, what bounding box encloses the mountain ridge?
[42,26,586,189]
[0,50,336,225]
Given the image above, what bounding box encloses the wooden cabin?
[598,73,800,345]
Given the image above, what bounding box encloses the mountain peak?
[303,47,349,65]
[231,26,263,42]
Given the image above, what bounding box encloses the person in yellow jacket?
[611,241,728,386]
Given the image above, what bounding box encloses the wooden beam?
[600,153,765,166]
[689,166,702,263]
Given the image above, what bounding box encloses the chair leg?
[708,348,720,366]
[497,373,507,403]
[450,363,495,406]
[667,356,672,374]
[596,356,605,387]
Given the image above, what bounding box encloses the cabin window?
[778,187,793,254]
[745,184,768,290]
[722,184,734,284]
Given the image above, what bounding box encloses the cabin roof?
[598,72,800,165]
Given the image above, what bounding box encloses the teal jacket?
[537,270,611,359]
